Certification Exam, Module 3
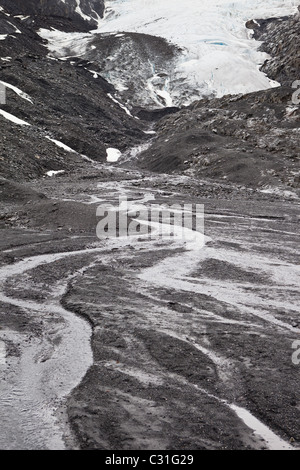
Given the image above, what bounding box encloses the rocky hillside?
[0,3,148,181]
[0,0,105,31]
[256,7,300,86]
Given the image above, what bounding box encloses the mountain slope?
[0,1,299,187]
[0,5,147,181]
[0,0,105,31]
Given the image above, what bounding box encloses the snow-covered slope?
[38,0,299,108]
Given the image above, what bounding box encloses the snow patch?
[46,170,65,177]
[75,0,92,22]
[46,136,76,153]
[106,148,122,162]
[14,15,30,21]
[0,109,30,126]
[107,93,133,116]
[38,28,93,57]
[0,81,33,103]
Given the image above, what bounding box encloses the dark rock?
[132,106,181,122]
[0,0,105,31]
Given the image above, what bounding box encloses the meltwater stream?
[0,185,297,449]
[135,200,297,450]
[0,250,100,449]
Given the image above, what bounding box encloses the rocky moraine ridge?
[0,0,299,451]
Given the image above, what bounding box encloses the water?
[0,251,95,449]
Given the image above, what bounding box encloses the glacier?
[39,0,299,105]
[96,0,299,104]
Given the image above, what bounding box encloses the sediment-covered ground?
[0,165,299,450]
[0,0,299,451]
